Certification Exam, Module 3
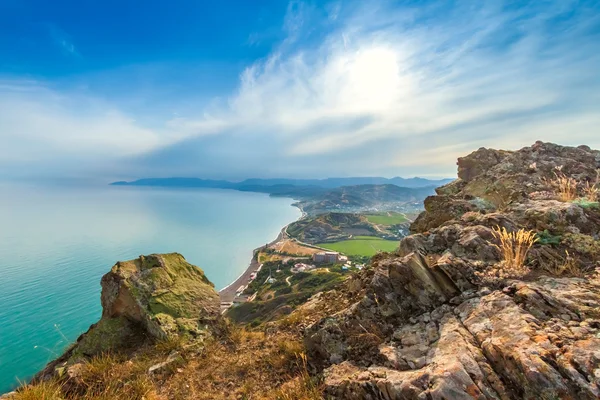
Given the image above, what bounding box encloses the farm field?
[364,211,408,226]
[316,236,399,257]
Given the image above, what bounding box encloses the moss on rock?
[562,233,600,258]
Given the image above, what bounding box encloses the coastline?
[218,204,303,307]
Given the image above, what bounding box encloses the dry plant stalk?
[582,169,600,202]
[549,170,578,202]
[480,227,538,281]
[554,251,583,277]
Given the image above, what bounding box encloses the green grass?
[316,237,398,257]
[364,212,408,226]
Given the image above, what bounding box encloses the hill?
[286,212,408,244]
[297,184,435,215]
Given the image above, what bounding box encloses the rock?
[306,142,600,399]
[100,253,220,340]
[148,351,183,374]
[34,253,220,382]
[457,147,512,182]
[315,274,600,400]
[411,195,485,233]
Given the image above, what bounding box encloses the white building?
[291,263,315,274]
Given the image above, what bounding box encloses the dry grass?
[546,169,578,202]
[10,381,64,400]
[582,170,600,202]
[547,251,583,277]
[162,328,318,400]
[11,325,321,400]
[274,353,322,400]
[271,240,320,256]
[478,227,538,282]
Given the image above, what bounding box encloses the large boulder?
[100,253,220,341]
[36,253,219,380]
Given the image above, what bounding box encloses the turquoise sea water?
[0,183,300,393]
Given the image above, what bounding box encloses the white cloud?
[1,0,599,180]
[0,81,161,172]
[162,0,599,176]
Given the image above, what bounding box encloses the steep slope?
[303,142,600,399]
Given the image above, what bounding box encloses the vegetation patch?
[364,211,408,226]
[536,230,562,246]
[316,237,399,257]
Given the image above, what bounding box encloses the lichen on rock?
[35,253,220,382]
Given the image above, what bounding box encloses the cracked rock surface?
[304,142,600,399]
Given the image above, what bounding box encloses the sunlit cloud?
[154,0,599,177]
[0,0,599,180]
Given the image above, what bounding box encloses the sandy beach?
[219,223,289,304]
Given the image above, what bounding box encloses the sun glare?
[345,47,402,111]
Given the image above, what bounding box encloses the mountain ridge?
[111,176,453,190]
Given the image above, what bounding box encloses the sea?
[0,182,301,393]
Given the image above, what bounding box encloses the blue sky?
[0,0,599,181]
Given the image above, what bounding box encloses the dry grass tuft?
[10,381,64,400]
[547,251,583,277]
[478,227,538,282]
[545,168,578,202]
[582,170,600,202]
[274,353,322,400]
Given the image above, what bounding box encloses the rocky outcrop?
[304,142,600,399]
[412,141,600,234]
[99,253,219,340]
[36,253,220,381]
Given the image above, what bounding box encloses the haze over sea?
[0,183,300,392]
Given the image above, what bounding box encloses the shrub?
[536,230,561,246]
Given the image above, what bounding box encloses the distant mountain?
[111,176,453,190]
[239,177,452,188]
[298,184,437,215]
[111,177,449,215]
[111,177,236,189]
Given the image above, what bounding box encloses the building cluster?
[312,251,348,264]
[291,263,315,274]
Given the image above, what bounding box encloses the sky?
[0,0,599,182]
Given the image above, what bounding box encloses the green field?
[316,236,399,257]
[364,212,408,226]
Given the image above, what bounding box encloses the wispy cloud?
[0,80,160,179]
[1,0,599,180]
[144,0,599,177]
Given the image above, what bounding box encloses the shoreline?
[218,205,303,307]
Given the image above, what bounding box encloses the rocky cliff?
[35,253,220,382]
[304,142,600,399]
